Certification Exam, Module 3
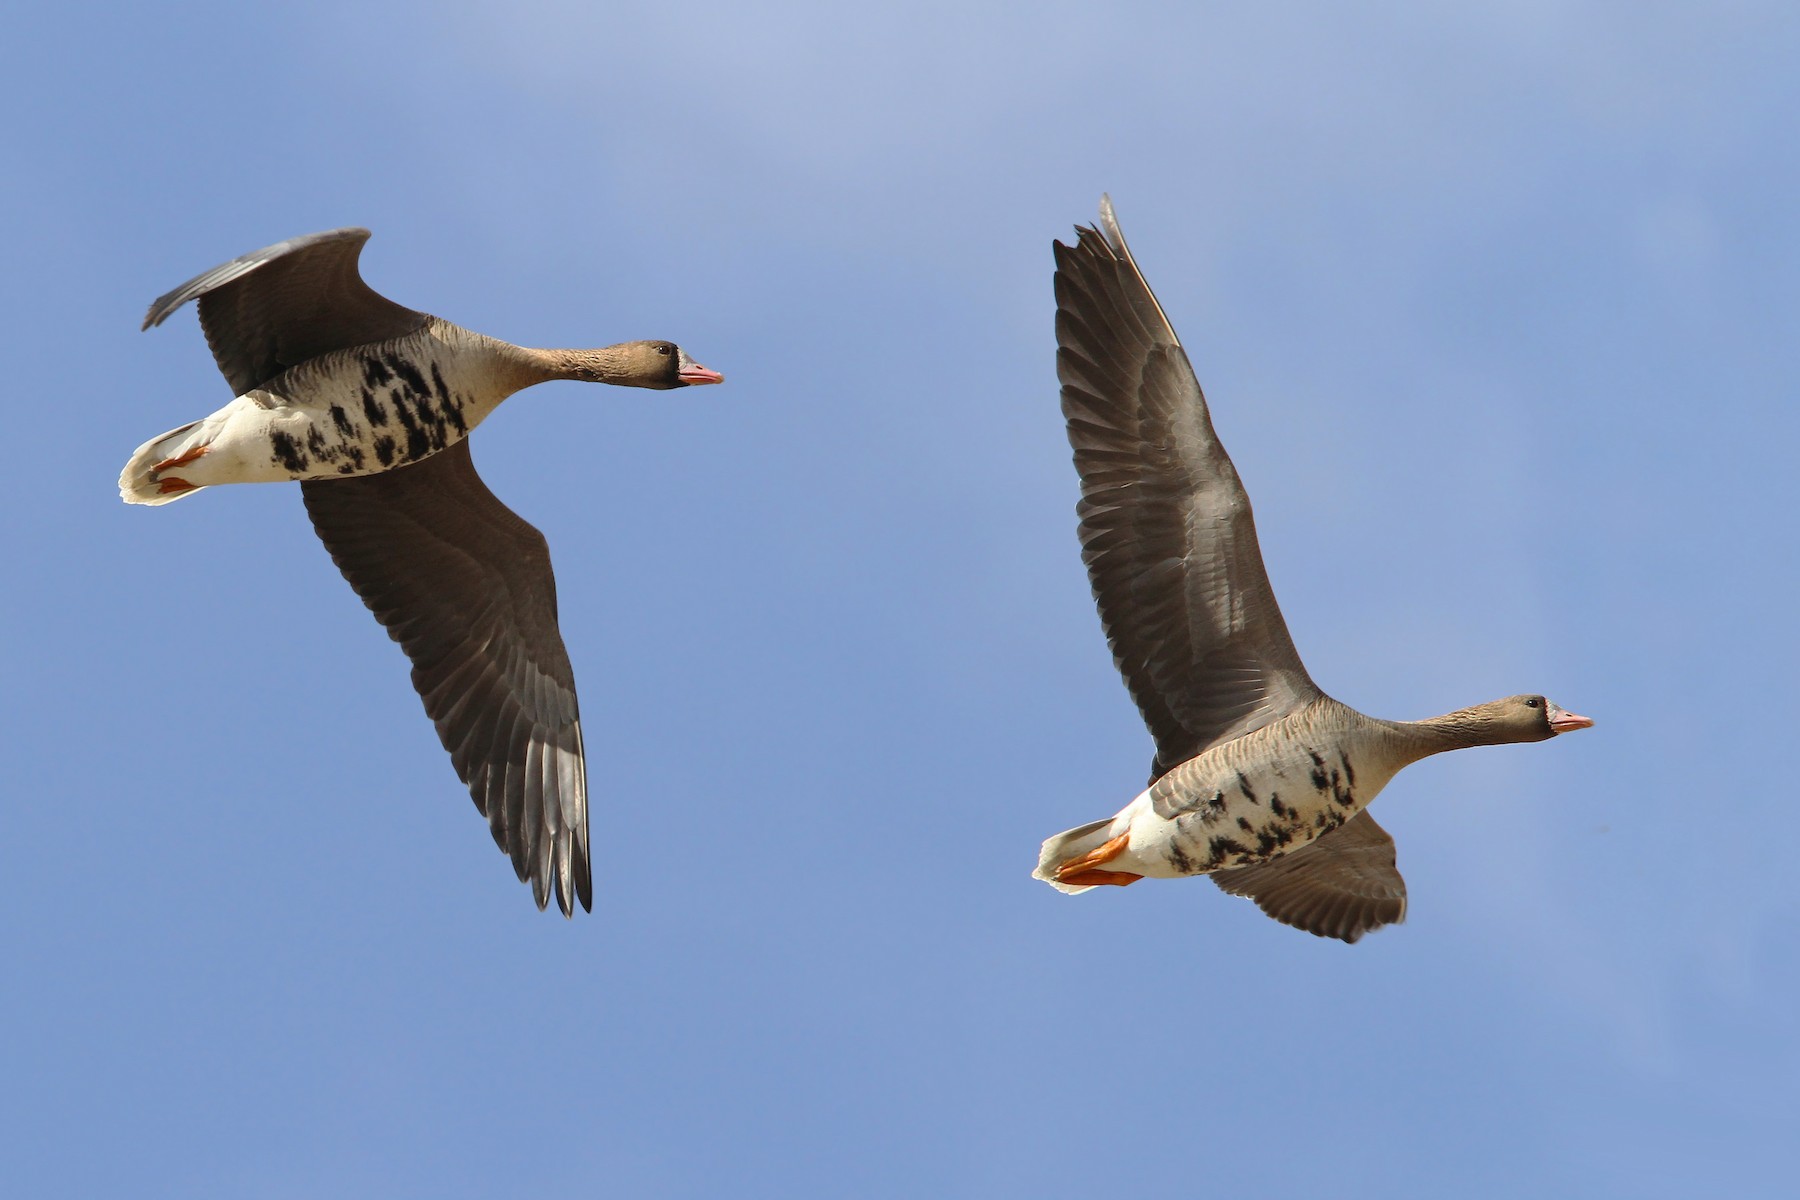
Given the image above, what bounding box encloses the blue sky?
[4,2,1796,1196]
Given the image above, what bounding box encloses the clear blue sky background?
[3,3,1795,1196]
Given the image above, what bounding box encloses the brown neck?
[512,344,647,385]
[1386,705,1526,763]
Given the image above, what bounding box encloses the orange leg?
[1057,867,1142,888]
[156,477,200,496]
[1053,832,1142,887]
[151,444,209,474]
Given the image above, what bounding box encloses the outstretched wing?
[1054,197,1320,782]
[144,227,426,393]
[300,440,592,916]
[1210,811,1405,943]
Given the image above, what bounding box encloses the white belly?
[159,396,354,487]
[1108,739,1399,878]
[122,324,516,500]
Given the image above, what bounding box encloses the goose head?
[635,340,725,389]
[1463,694,1595,744]
[547,340,724,389]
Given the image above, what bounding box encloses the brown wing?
[1210,811,1406,943]
[1055,197,1321,782]
[301,440,592,916]
[143,228,426,393]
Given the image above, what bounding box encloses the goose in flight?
[1034,199,1590,941]
[121,228,723,915]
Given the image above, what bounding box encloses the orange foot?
[151,444,209,474]
[157,477,200,496]
[1058,867,1142,887]
[1054,832,1142,888]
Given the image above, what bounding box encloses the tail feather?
[119,420,211,506]
[1033,817,1117,895]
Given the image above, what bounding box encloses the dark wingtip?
[141,293,181,331]
[552,861,591,917]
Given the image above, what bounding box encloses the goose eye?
[1525,698,1540,708]
[656,344,672,356]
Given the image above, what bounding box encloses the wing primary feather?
[299,442,591,913]
[1055,198,1322,766]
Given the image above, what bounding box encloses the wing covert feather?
[144,228,426,393]
[1210,810,1407,942]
